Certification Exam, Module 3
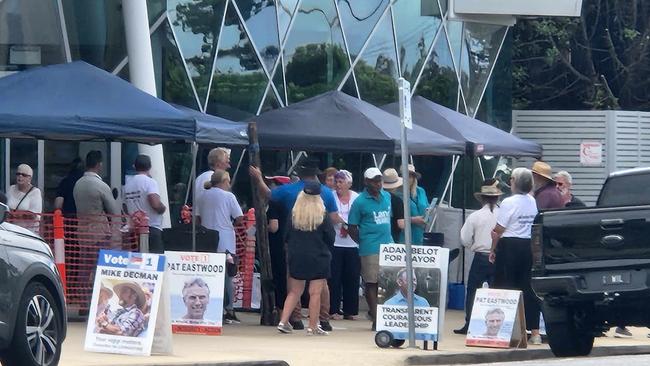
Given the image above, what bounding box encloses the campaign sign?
[165,251,225,335]
[377,244,449,342]
[466,288,526,348]
[84,250,165,356]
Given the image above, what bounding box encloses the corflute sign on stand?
[377,244,449,342]
[85,250,165,356]
[165,251,226,335]
[466,288,527,348]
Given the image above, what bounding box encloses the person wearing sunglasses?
[7,163,42,234]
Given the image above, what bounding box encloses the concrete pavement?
[58,310,650,366]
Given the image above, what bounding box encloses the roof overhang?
[448,0,583,26]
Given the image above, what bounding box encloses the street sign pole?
[398,77,416,348]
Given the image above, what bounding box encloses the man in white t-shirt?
[123,154,167,253]
[194,148,231,216]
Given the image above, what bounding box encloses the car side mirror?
[0,202,7,224]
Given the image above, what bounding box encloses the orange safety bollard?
[53,209,67,295]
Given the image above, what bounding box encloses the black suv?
[0,203,67,366]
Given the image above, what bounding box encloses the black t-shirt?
[267,200,287,251]
[56,170,84,215]
[390,192,405,243]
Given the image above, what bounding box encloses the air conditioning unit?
[449,0,582,26]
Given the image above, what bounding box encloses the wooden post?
[247,122,278,325]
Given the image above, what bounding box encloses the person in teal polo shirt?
[397,164,429,244]
[348,167,393,330]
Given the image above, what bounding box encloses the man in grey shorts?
[348,167,394,330]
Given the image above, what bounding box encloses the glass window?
[446,20,463,75]
[341,75,358,98]
[235,0,280,74]
[474,32,513,132]
[167,0,227,106]
[43,141,82,213]
[277,0,299,44]
[283,0,350,103]
[392,0,442,84]
[354,12,398,106]
[163,143,193,227]
[337,0,389,61]
[206,1,268,120]
[9,139,38,190]
[147,0,167,25]
[272,56,287,105]
[159,20,201,109]
[62,0,128,71]
[459,22,508,118]
[414,28,458,109]
[259,87,281,113]
[0,0,67,72]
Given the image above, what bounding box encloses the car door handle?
[600,219,624,230]
[601,234,624,248]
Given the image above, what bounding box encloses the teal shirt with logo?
[348,189,393,256]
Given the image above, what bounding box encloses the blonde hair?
[292,192,325,231]
[204,169,230,189]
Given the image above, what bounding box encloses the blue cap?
[303,181,321,196]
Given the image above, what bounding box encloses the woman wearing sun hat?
[397,164,429,244]
[454,179,502,335]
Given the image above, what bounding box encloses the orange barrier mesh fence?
[234,209,257,310]
[7,211,140,312]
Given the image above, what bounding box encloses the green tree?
[513,1,650,110]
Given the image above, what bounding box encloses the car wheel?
[4,282,63,366]
[542,303,594,357]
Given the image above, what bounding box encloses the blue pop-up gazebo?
[0,61,247,146]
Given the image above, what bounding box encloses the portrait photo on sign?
[170,275,223,326]
[92,279,155,338]
[467,306,515,341]
[378,267,441,307]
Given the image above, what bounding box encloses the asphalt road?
[462,354,650,366]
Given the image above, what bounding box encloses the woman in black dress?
[277,181,335,335]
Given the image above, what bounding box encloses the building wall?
[1,0,510,211]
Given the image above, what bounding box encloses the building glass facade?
[1,0,510,210]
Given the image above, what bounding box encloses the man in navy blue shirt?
[250,158,340,331]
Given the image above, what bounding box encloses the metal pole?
[123,0,171,229]
[190,142,198,252]
[398,77,416,348]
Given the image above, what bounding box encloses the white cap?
[364,167,382,179]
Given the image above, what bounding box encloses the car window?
[598,173,650,207]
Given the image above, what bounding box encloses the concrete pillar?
[122,0,171,228]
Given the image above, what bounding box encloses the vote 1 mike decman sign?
[84,250,166,356]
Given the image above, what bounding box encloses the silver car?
[0,203,66,366]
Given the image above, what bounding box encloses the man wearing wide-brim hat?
[96,281,146,337]
[531,161,563,210]
[454,179,503,335]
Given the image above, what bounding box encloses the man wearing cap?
[531,161,563,210]
[348,167,393,330]
[249,157,338,331]
[454,179,502,335]
[96,281,146,337]
[381,168,406,243]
